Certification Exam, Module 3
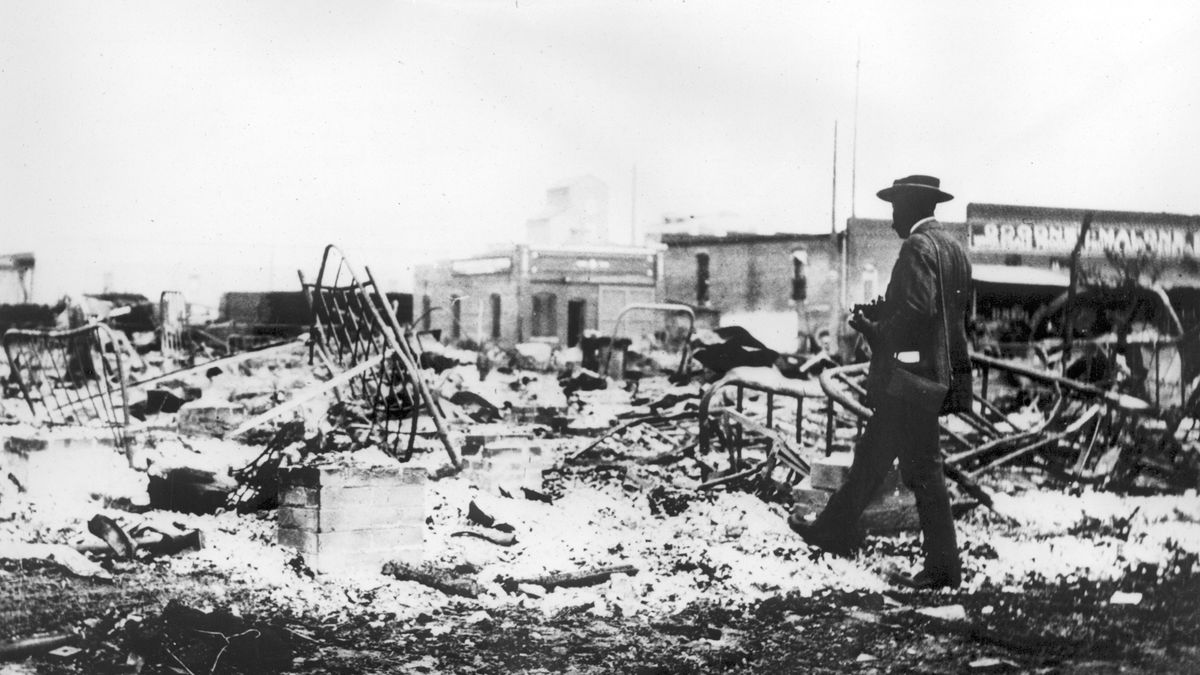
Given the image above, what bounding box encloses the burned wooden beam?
[381,560,482,598]
[504,564,639,591]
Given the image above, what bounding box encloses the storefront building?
[414,245,662,348]
[660,232,841,350]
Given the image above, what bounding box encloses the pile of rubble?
[2,244,1199,671]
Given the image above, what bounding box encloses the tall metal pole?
[831,122,838,236]
[631,164,638,245]
[832,121,847,344]
[851,43,860,220]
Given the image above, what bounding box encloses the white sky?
[2,1,1198,305]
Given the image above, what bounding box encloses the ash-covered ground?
[2,344,1199,673]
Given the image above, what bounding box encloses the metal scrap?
[3,322,131,448]
[299,245,458,466]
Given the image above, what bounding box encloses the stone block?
[277,484,425,509]
[276,463,429,575]
[482,439,545,461]
[791,487,918,534]
[809,452,853,491]
[462,424,538,455]
[278,464,428,490]
[505,405,567,425]
[277,526,424,575]
[809,454,901,493]
[791,474,918,534]
[277,503,424,532]
[177,401,245,437]
[465,439,554,494]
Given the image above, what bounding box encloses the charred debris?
[1,243,1198,670]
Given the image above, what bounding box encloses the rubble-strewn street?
[5,5,1200,673]
[2,321,1198,672]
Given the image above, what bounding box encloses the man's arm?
[869,235,939,354]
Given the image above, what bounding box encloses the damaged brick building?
[414,177,664,348]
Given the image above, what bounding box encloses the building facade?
[846,204,1200,330]
[660,232,841,350]
[414,245,662,348]
[844,217,971,311]
[968,203,1200,333]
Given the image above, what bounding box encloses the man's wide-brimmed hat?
[876,175,954,203]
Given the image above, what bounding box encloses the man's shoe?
[788,514,857,558]
[890,568,961,590]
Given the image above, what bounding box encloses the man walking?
[791,174,973,590]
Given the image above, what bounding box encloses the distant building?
[846,204,1200,332]
[661,232,841,351]
[525,175,611,247]
[844,218,970,310]
[968,202,1200,332]
[414,244,662,348]
[417,176,666,348]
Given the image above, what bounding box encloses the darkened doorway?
[489,293,502,340]
[567,299,586,347]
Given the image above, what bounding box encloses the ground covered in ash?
[2,349,1199,673]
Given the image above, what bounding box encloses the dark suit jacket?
[866,220,973,413]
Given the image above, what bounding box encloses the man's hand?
[848,311,879,345]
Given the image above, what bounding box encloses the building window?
[791,250,808,302]
[695,252,710,305]
[490,293,502,340]
[531,292,557,337]
[421,295,432,331]
[450,294,462,340]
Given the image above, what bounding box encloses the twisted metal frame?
[299,245,458,466]
[603,302,697,378]
[3,323,130,449]
[818,353,1157,490]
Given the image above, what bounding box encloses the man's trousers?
[810,394,960,575]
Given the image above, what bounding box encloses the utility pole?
[630,164,638,246]
[851,42,860,220]
[830,122,838,236]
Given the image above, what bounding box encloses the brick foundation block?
[809,454,902,493]
[465,439,553,494]
[278,526,424,575]
[177,402,245,437]
[461,424,539,455]
[791,475,918,534]
[277,463,429,575]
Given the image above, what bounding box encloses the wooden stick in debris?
[381,560,482,598]
[129,336,306,391]
[224,353,385,439]
[698,458,769,490]
[74,530,204,556]
[946,391,1067,465]
[569,411,695,461]
[638,439,697,465]
[941,463,1000,513]
[511,564,639,590]
[450,529,517,547]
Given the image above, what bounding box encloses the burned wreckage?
[1,240,1198,672]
